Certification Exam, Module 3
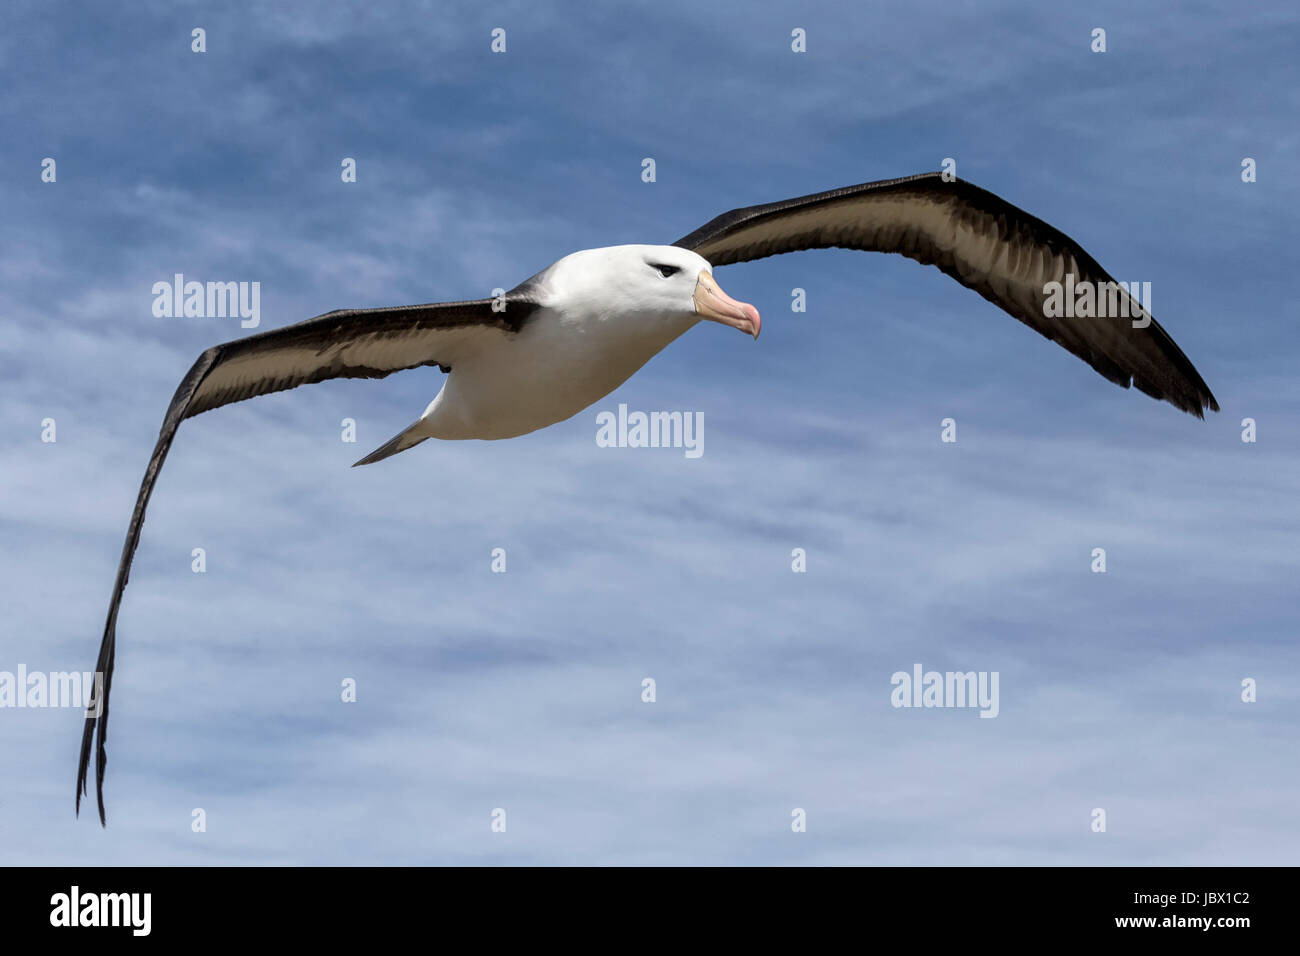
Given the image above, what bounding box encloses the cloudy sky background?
[2,0,1297,864]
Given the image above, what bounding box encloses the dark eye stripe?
[651,263,679,278]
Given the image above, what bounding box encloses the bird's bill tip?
[694,271,760,339]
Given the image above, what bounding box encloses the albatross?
[77,172,1219,822]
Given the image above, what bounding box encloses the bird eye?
[651,263,679,278]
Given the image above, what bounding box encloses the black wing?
[77,298,534,823]
[675,172,1218,416]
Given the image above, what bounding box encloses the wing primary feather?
[77,347,222,825]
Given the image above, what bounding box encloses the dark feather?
[77,298,534,823]
[676,172,1218,417]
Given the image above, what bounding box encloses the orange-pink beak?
[693,270,761,339]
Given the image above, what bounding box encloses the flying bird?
[77,172,1219,823]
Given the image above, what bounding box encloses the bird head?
[528,244,761,339]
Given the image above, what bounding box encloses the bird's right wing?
[78,297,535,824]
[676,172,1218,418]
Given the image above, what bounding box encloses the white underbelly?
[418,308,698,440]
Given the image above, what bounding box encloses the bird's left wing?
[78,297,534,823]
[675,172,1218,418]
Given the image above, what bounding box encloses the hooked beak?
[693,270,761,339]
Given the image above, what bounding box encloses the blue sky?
[2,0,1298,864]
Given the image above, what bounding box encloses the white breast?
[416,304,699,440]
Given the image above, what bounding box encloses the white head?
[518,244,761,339]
